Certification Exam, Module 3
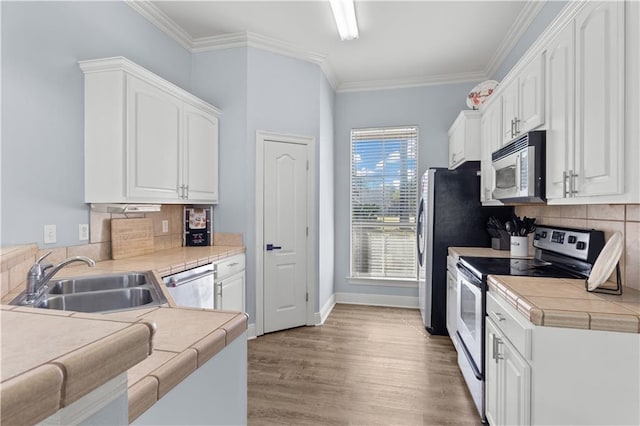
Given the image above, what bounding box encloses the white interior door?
[263,139,308,333]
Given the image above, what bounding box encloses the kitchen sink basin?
[48,273,148,294]
[35,288,154,313]
[9,272,167,313]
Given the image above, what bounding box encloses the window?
[350,126,418,281]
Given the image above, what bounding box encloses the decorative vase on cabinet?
[80,57,221,204]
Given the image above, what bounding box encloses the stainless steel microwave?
[492,131,545,203]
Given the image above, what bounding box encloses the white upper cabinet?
[574,1,625,198]
[546,1,626,202]
[126,75,182,201]
[81,57,221,204]
[448,110,481,169]
[480,99,503,205]
[501,53,545,146]
[183,104,219,202]
[545,22,575,200]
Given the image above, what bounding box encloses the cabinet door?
[574,1,625,197]
[449,123,465,168]
[446,269,458,342]
[183,104,219,203]
[501,81,519,145]
[481,103,502,203]
[485,319,501,426]
[502,337,531,426]
[219,271,245,312]
[127,76,182,200]
[545,23,575,200]
[517,53,545,135]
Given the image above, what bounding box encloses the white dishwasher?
[163,264,215,309]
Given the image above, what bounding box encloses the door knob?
[266,244,282,251]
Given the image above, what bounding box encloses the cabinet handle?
[493,336,503,363]
[563,171,569,198]
[513,117,521,136]
[570,171,578,196]
[180,185,187,199]
[510,119,515,138]
[493,311,506,322]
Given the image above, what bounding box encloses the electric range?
[453,225,605,423]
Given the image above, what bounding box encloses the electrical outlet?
[162,220,169,233]
[79,224,89,241]
[44,224,57,244]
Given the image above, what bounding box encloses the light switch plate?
[162,220,169,233]
[79,224,89,241]
[44,224,56,244]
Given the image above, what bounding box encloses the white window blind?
[350,126,418,280]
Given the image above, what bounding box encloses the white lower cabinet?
[486,317,531,426]
[132,332,247,425]
[485,291,640,426]
[214,254,246,312]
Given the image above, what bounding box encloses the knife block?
[491,231,511,250]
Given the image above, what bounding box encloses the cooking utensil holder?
[585,262,623,295]
[510,236,529,257]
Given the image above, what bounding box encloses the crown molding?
[125,0,193,50]
[336,70,487,93]
[484,0,546,78]
[125,0,542,93]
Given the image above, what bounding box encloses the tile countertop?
[488,275,640,334]
[0,245,248,424]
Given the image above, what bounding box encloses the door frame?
[255,130,316,337]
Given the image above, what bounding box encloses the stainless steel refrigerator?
[416,164,512,335]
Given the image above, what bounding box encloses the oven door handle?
[457,331,483,380]
[456,263,483,288]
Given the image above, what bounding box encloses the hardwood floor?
[248,304,480,425]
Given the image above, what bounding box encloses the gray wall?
[1,1,191,247]
[192,46,331,323]
[318,74,335,312]
[492,1,569,81]
[333,83,475,298]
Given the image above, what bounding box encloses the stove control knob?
[568,235,577,244]
[576,241,586,250]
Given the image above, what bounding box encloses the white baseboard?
[318,294,336,325]
[247,323,257,340]
[334,292,419,309]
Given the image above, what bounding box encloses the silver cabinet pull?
[513,117,521,136]
[563,171,569,197]
[510,119,515,138]
[493,311,506,321]
[570,170,578,196]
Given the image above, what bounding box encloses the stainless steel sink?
[48,273,148,294]
[35,288,155,313]
[10,272,167,313]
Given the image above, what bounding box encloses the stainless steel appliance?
[164,264,215,309]
[455,225,605,422]
[492,131,545,203]
[416,165,512,335]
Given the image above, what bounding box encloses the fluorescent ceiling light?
[330,0,359,41]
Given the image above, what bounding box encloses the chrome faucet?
[25,251,95,303]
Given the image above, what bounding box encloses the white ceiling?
[130,1,545,91]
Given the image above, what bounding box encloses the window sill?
[346,277,418,288]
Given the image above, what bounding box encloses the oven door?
[456,264,483,377]
[492,150,521,200]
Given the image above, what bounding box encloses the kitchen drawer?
[215,254,245,279]
[486,291,533,360]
